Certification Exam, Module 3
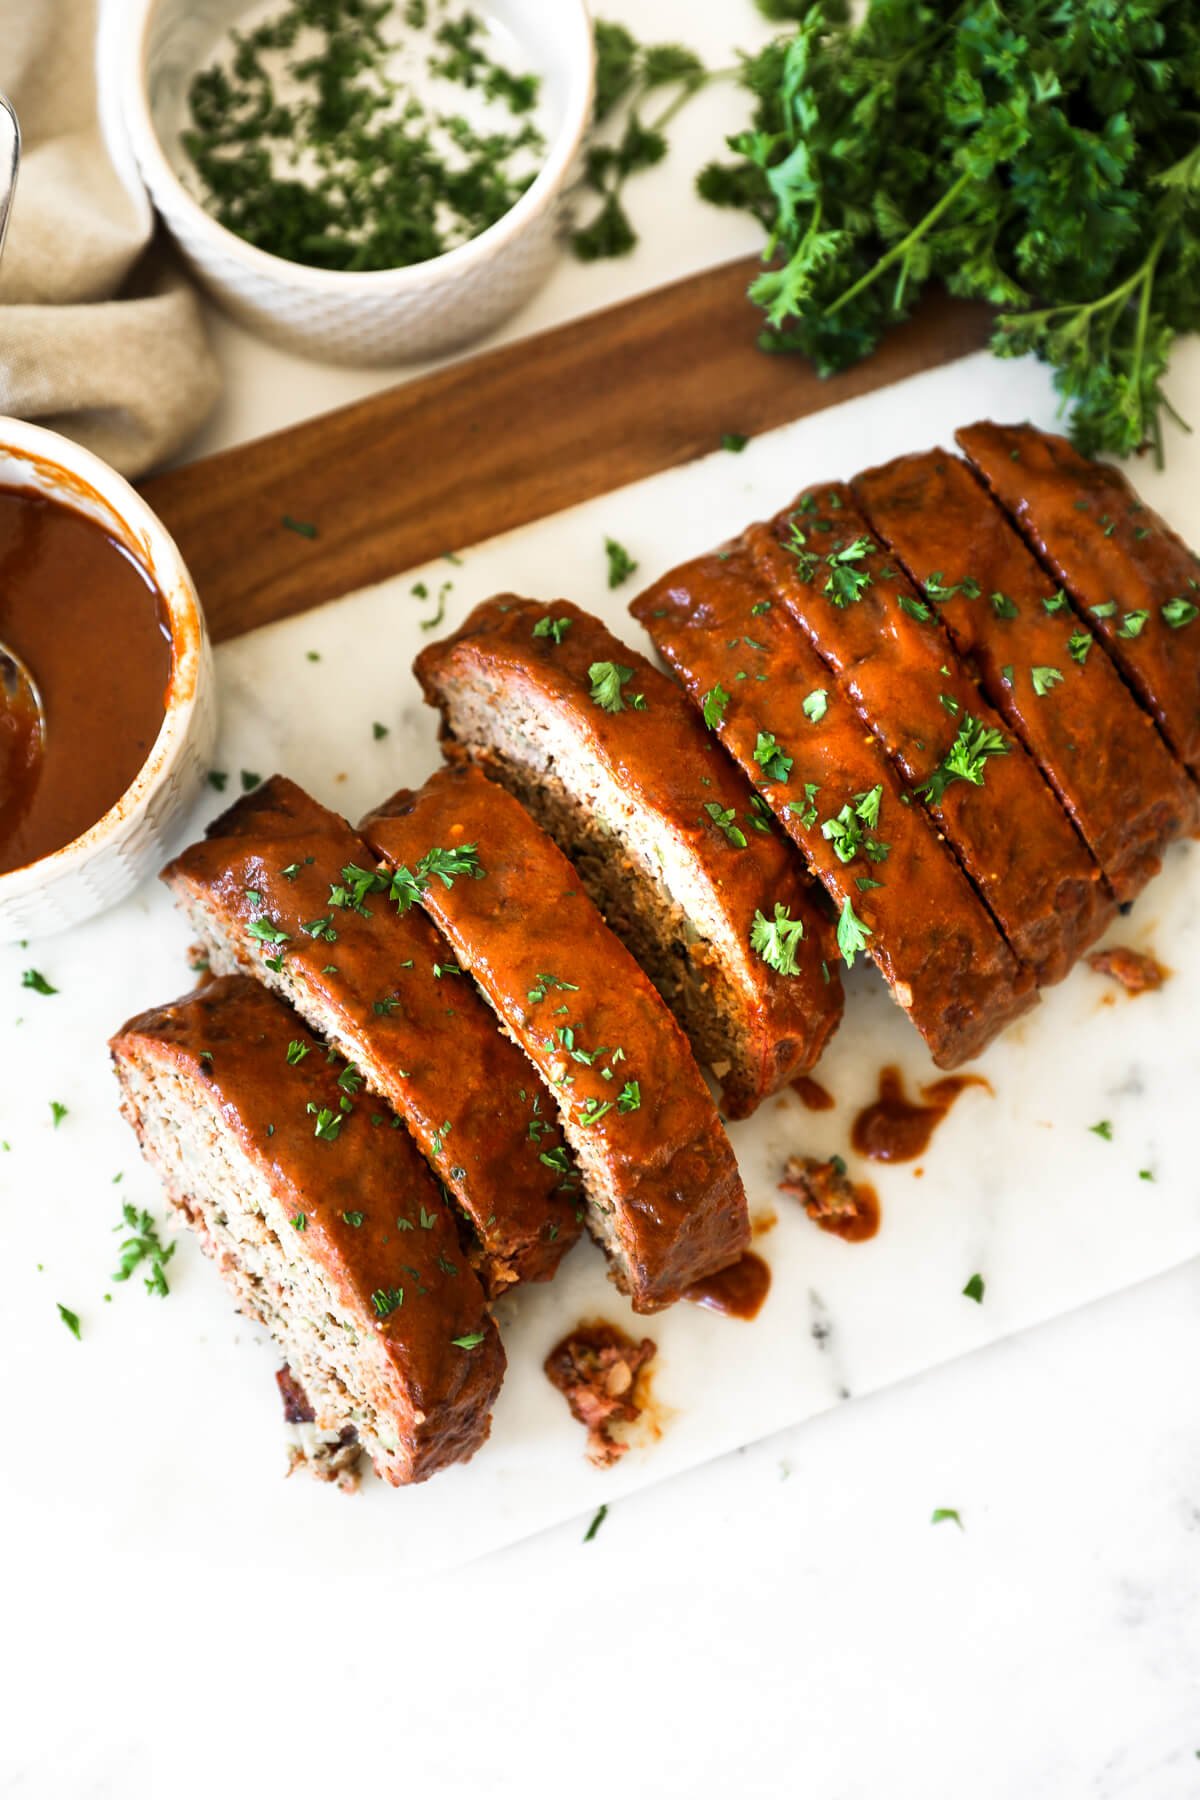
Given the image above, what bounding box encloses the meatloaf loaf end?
[957,420,1200,782]
[631,542,1038,1068]
[161,776,580,1294]
[110,974,506,1486]
[853,448,1198,903]
[360,762,750,1312]
[414,594,843,1117]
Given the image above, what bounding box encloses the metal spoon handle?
[0,92,20,266]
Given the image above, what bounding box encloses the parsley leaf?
[1031,665,1065,696]
[753,730,793,784]
[750,903,806,976]
[533,615,572,644]
[21,969,57,995]
[836,896,872,969]
[702,683,730,730]
[802,687,828,723]
[604,537,638,589]
[917,715,1009,805]
[588,660,647,713]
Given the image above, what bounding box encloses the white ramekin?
[0,418,216,942]
[108,0,595,366]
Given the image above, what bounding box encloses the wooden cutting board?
[140,257,989,645]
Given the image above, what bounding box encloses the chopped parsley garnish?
[788,782,820,829]
[307,1103,345,1143]
[286,1041,309,1066]
[836,896,872,969]
[583,1503,608,1542]
[341,1211,364,1228]
[705,802,747,849]
[604,537,638,589]
[302,914,338,942]
[21,969,56,995]
[898,593,932,622]
[282,515,317,539]
[112,1201,176,1296]
[372,721,389,740]
[1118,609,1150,638]
[388,843,485,914]
[617,1080,641,1113]
[1089,1119,1113,1141]
[588,660,646,713]
[721,432,749,453]
[1164,596,1199,628]
[750,904,806,976]
[578,1097,614,1128]
[57,1302,81,1340]
[962,1273,985,1303]
[702,683,730,730]
[1031,665,1064,696]
[49,1101,68,1128]
[247,918,290,945]
[931,1508,963,1530]
[753,730,793,784]
[823,536,874,606]
[207,770,228,792]
[1090,601,1117,620]
[292,1213,307,1231]
[528,972,580,1003]
[240,770,262,792]
[802,687,828,723]
[917,715,1009,805]
[1067,629,1093,665]
[532,615,572,644]
[371,1287,404,1318]
[990,590,1019,619]
[1041,589,1069,614]
[821,785,888,866]
[452,1330,487,1349]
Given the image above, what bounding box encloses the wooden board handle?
[141,258,990,645]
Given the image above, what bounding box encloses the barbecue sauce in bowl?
[0,485,173,875]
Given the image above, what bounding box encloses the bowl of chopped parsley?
[110,0,593,363]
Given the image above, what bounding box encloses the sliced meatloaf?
[161,777,579,1294]
[110,974,506,1486]
[958,420,1200,780]
[413,595,843,1117]
[744,485,1113,983]
[631,542,1037,1067]
[360,762,749,1312]
[853,449,1199,903]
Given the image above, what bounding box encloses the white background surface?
[5,2,1200,1795]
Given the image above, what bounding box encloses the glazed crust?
[361,763,749,1311]
[957,420,1200,781]
[161,777,579,1291]
[631,543,1037,1068]
[414,595,842,1113]
[746,484,1113,982]
[854,449,1199,903]
[110,974,505,1485]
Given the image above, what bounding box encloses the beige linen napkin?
[0,0,220,476]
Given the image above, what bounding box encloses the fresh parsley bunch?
[699,0,1200,461]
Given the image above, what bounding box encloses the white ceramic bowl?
[110,0,595,366]
[0,418,216,942]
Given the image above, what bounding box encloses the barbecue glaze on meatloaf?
[161,777,579,1294]
[746,484,1113,982]
[854,450,1198,903]
[414,595,843,1117]
[632,542,1037,1068]
[958,420,1200,782]
[361,762,750,1312]
[111,974,505,1486]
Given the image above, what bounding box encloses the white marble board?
[3,346,1198,1576]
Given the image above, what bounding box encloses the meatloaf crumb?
[285,1425,363,1494]
[276,1363,315,1424]
[781,1155,868,1233]
[1086,946,1166,994]
[544,1322,657,1468]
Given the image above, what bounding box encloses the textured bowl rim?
[0,417,208,905]
[113,0,595,293]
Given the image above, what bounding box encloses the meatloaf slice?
[110,975,505,1487]
[958,420,1200,780]
[745,485,1113,983]
[360,762,749,1313]
[161,777,579,1294]
[414,595,843,1117]
[631,542,1037,1067]
[853,449,1199,903]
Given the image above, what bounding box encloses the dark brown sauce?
[792,1074,836,1111]
[851,1066,992,1164]
[685,1250,771,1320]
[0,486,172,874]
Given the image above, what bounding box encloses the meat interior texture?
[632,544,1038,1068]
[361,762,750,1312]
[852,450,1198,904]
[161,776,580,1294]
[413,594,843,1117]
[110,975,505,1486]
